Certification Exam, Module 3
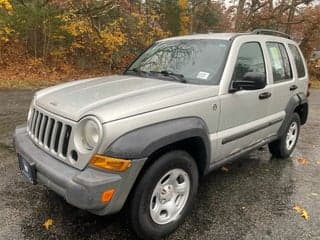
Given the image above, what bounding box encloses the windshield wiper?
[125,68,149,76]
[150,70,186,83]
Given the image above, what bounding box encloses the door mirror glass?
[232,72,266,91]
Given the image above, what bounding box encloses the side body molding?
[278,93,308,137]
[105,117,211,166]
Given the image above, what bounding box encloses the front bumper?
[14,126,146,215]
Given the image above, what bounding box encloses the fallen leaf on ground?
[293,205,309,220]
[316,160,320,165]
[297,157,308,165]
[221,166,229,172]
[43,219,54,230]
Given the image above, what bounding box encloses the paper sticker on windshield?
[197,71,210,80]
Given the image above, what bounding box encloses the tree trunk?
[285,0,296,34]
[235,0,246,31]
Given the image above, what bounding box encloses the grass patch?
[0,72,106,90]
[0,79,62,90]
[310,80,320,89]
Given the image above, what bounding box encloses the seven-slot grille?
[27,107,72,159]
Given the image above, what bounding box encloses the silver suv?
[14,29,309,239]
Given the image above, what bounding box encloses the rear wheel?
[129,150,198,240]
[268,113,300,158]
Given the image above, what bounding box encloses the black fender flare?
[105,117,211,171]
[278,92,308,137]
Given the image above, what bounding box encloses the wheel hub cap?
[150,168,190,225]
[160,185,174,202]
[286,121,298,151]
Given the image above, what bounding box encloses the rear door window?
[266,42,292,83]
[289,44,306,78]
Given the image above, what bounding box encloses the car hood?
[35,75,219,123]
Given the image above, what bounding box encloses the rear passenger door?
[266,42,297,121]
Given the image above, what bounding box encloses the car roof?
[158,33,297,44]
[158,33,237,42]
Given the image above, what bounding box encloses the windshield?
[125,39,230,85]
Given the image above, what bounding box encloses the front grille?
[27,107,73,159]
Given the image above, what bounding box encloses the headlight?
[75,117,103,152]
[83,119,100,149]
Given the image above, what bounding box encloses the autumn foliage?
[0,0,319,89]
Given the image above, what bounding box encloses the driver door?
[215,41,273,161]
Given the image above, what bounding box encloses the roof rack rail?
[252,29,291,39]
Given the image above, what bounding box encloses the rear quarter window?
[288,44,306,78]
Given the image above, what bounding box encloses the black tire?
[129,150,199,240]
[268,112,301,158]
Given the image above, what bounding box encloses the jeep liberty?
[14,29,309,239]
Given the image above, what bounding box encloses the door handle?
[259,92,272,100]
[290,85,298,91]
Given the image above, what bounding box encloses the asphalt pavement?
[0,89,319,240]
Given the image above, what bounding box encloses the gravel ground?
[0,89,319,240]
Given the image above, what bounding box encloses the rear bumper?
[14,126,146,215]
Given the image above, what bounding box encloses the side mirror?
[231,72,266,92]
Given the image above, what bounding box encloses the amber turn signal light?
[101,189,115,203]
[90,154,131,172]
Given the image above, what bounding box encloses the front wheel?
[268,112,301,158]
[129,150,199,240]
